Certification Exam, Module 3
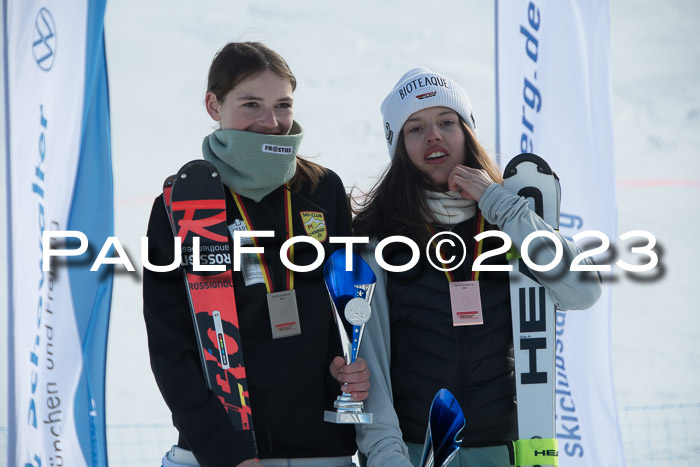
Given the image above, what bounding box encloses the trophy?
[322,249,376,424]
[420,389,466,467]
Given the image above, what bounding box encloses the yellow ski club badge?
[300,211,327,242]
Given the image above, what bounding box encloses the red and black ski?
[162,160,255,443]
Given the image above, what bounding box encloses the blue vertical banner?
[4,0,113,466]
[496,0,624,466]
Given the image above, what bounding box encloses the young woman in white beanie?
[353,67,602,466]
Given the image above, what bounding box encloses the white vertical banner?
[5,0,113,466]
[496,0,625,466]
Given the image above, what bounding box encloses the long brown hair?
[206,42,326,193]
[353,118,502,244]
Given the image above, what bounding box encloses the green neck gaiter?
[202,121,304,202]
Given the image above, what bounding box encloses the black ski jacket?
[356,183,602,466]
[383,220,518,447]
[143,168,355,467]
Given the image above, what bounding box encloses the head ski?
[503,153,560,467]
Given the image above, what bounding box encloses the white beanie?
[381,66,477,160]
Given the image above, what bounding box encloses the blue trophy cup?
[420,389,466,467]
[323,248,376,424]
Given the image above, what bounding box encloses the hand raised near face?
[447,165,495,202]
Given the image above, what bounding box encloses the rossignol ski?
[163,160,256,449]
[503,153,560,467]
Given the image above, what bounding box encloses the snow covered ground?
[2,0,699,465]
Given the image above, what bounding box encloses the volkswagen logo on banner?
[32,7,57,71]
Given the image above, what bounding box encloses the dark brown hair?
[352,118,502,244]
[207,42,325,193]
[207,42,297,100]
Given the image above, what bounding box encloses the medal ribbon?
[232,185,294,294]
